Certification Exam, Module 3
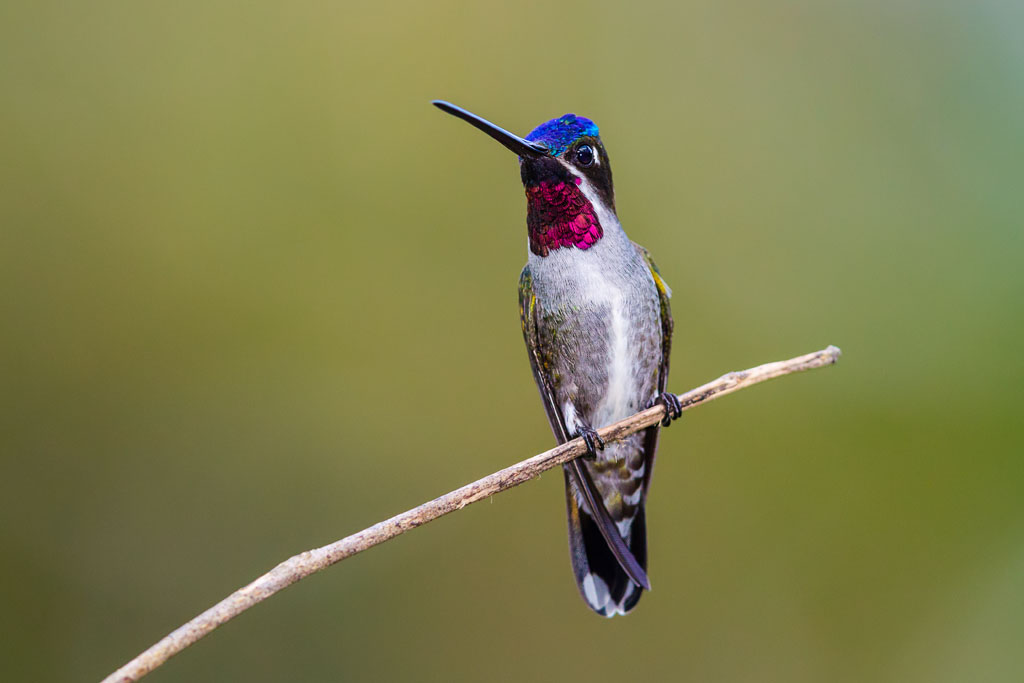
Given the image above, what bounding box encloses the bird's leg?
[575,421,605,461]
[563,402,604,461]
[648,392,683,427]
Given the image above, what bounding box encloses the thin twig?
[101,345,841,683]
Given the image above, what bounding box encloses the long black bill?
[433,100,549,158]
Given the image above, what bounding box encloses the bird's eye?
[575,144,595,167]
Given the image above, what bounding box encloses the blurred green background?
[2,0,1022,681]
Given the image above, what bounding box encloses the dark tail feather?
[564,470,648,617]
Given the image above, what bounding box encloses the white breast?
[602,290,634,423]
[561,255,640,427]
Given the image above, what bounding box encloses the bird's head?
[434,101,615,257]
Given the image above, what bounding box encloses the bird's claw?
[577,425,605,461]
[649,392,683,427]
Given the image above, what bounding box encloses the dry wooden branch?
[101,345,841,683]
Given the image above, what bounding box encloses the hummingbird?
[433,101,681,616]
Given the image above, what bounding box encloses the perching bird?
[434,101,680,616]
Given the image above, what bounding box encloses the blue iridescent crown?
[526,114,599,157]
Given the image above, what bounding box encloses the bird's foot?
[575,423,606,461]
[648,392,683,427]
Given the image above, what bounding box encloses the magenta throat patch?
[526,177,603,257]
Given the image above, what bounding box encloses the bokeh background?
[2,1,1022,681]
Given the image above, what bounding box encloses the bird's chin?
[520,155,570,188]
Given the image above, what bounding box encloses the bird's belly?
[548,292,661,432]
[592,296,646,426]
